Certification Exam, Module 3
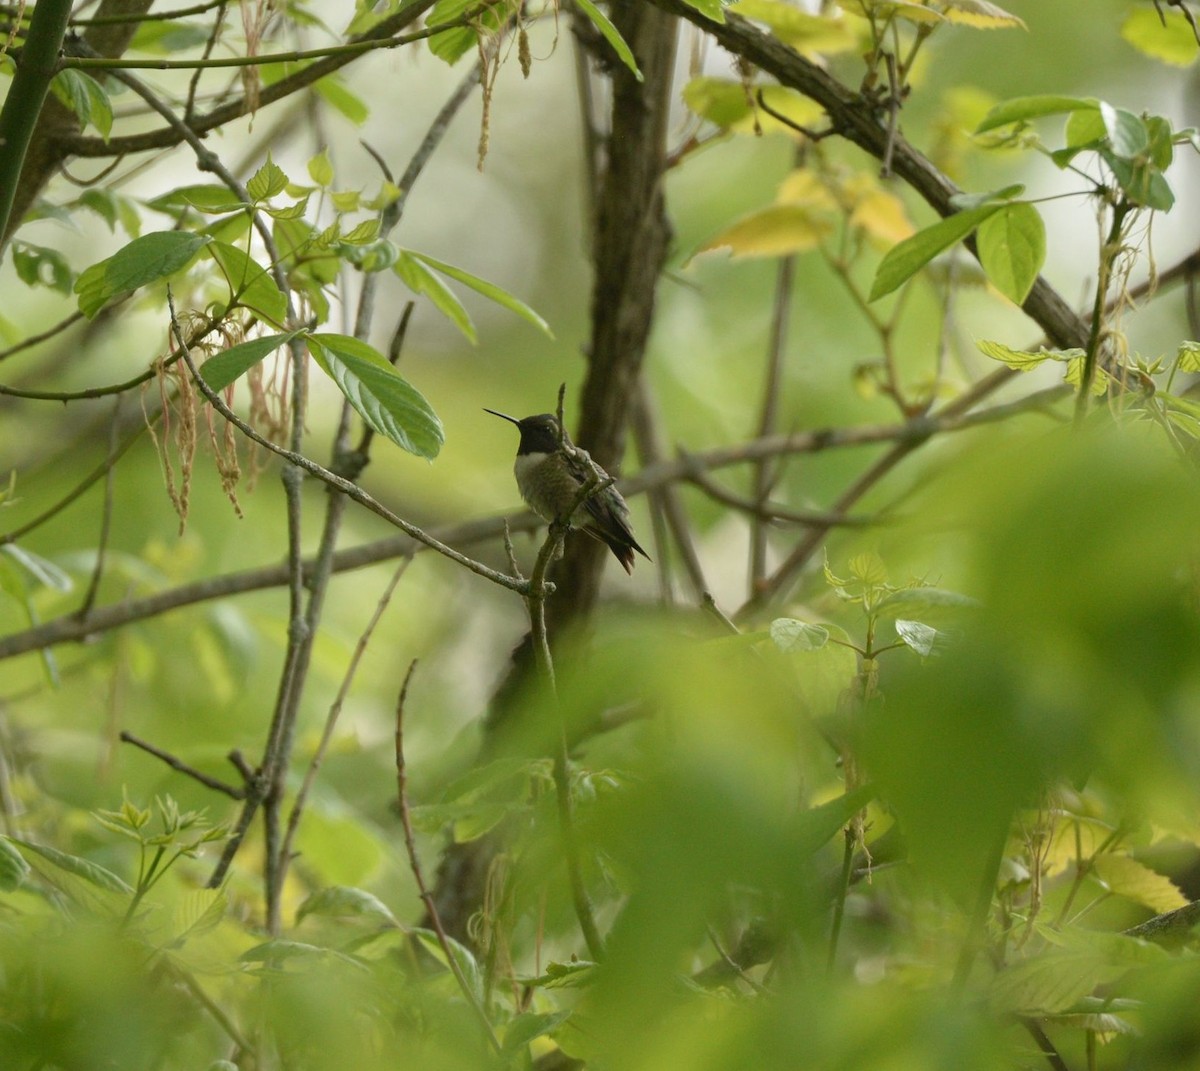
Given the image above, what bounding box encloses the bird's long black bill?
[483,407,521,425]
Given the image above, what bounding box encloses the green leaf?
[428,0,514,64]
[1102,149,1175,211]
[1100,102,1150,159]
[13,838,133,894]
[975,94,1098,134]
[0,836,31,892]
[50,68,113,139]
[308,334,444,458]
[246,158,289,202]
[408,252,553,337]
[149,184,249,215]
[574,0,642,80]
[679,0,727,20]
[869,203,1001,301]
[200,332,299,391]
[11,241,74,293]
[207,241,289,325]
[975,202,1045,304]
[502,1010,573,1057]
[413,927,484,1003]
[875,587,980,619]
[296,885,401,927]
[315,75,369,124]
[240,939,330,963]
[75,231,211,318]
[793,784,875,857]
[394,252,476,342]
[769,618,830,652]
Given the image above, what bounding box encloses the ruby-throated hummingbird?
[484,409,650,574]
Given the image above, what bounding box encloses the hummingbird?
[484,409,650,574]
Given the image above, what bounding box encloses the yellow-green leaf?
[1121,6,1200,67]
[695,204,834,259]
[937,0,1025,30]
[1093,854,1187,913]
[730,1,857,53]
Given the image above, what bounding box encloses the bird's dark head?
[484,409,562,456]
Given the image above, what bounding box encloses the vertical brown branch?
[552,0,678,627]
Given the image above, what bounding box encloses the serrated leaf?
[1093,855,1187,913]
[200,332,299,391]
[975,202,1045,304]
[14,838,133,894]
[1177,340,1200,372]
[75,231,210,318]
[246,158,289,202]
[309,333,443,458]
[50,68,113,139]
[894,618,941,656]
[975,338,1054,369]
[975,95,1098,134]
[990,951,1125,1016]
[296,885,401,927]
[240,939,328,963]
[938,0,1025,30]
[341,219,379,244]
[574,0,642,80]
[1065,356,1111,396]
[518,959,598,988]
[1121,7,1200,67]
[849,551,888,584]
[172,889,228,943]
[869,203,1001,301]
[148,184,248,215]
[409,252,553,337]
[769,618,830,652]
[207,241,289,325]
[0,836,31,892]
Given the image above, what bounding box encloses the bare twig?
[394,659,501,1055]
[75,397,122,620]
[0,397,1065,663]
[280,558,410,875]
[119,730,246,800]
